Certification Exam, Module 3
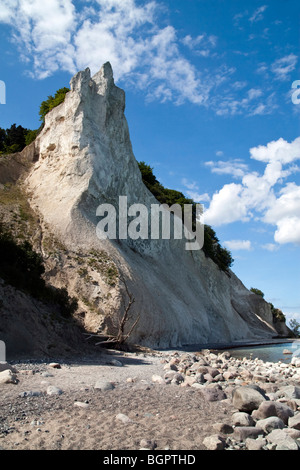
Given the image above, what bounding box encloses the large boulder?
[232,386,267,412]
[252,401,294,425]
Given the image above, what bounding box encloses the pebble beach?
[1,345,300,451]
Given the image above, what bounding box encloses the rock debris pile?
[154,349,300,450]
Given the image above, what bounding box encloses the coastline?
[1,344,300,450]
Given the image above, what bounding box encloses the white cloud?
[182,33,217,57]
[0,0,77,78]
[204,183,248,225]
[249,5,268,23]
[250,137,300,164]
[205,159,248,179]
[261,243,279,252]
[0,0,294,115]
[204,137,300,246]
[271,54,298,81]
[181,178,210,203]
[274,217,300,245]
[0,0,213,106]
[223,240,252,251]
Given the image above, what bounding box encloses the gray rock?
[203,434,226,450]
[252,401,294,425]
[199,386,227,402]
[288,412,300,430]
[280,385,300,400]
[245,437,267,450]
[74,401,89,409]
[47,385,63,396]
[233,426,264,442]
[232,412,256,427]
[109,359,123,367]
[116,413,131,424]
[151,374,165,384]
[94,380,115,391]
[266,429,299,450]
[19,390,43,397]
[232,386,266,412]
[49,362,61,369]
[256,416,285,433]
[139,439,157,450]
[212,422,233,434]
[194,373,205,384]
[0,369,18,384]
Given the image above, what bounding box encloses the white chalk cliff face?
[26,63,280,348]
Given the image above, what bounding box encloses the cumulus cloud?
[223,240,252,251]
[204,159,249,179]
[204,137,300,246]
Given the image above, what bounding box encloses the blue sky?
[0,0,299,325]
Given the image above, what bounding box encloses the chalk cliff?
[24,63,285,348]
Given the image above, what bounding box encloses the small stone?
[0,369,18,384]
[212,422,233,434]
[245,437,267,451]
[288,412,300,430]
[46,386,63,396]
[151,374,165,384]
[19,390,42,397]
[49,363,61,369]
[233,426,264,442]
[255,416,285,433]
[74,401,89,409]
[139,439,157,450]
[199,386,227,402]
[283,349,292,354]
[232,412,255,427]
[266,429,299,450]
[203,434,226,450]
[116,413,131,424]
[94,380,115,391]
[109,359,123,367]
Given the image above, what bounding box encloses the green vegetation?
[0,86,69,156]
[250,287,265,298]
[250,287,286,323]
[0,124,33,155]
[39,87,70,122]
[0,223,78,318]
[138,161,233,272]
[289,319,300,337]
[268,302,286,323]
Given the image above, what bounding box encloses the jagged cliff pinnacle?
[24,62,285,348]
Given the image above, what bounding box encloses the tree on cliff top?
[39,87,70,122]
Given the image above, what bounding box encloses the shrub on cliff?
[0,224,77,318]
[250,287,265,297]
[39,87,70,122]
[138,161,233,272]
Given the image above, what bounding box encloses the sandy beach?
[0,349,236,451]
[1,344,300,451]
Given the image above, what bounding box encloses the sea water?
[228,341,300,364]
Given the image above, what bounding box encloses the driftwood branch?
[84,275,140,349]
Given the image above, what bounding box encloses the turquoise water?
[227,341,300,364]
